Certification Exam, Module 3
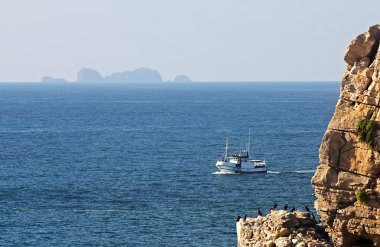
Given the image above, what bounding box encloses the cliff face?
[312,25,380,247]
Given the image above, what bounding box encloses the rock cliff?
[312,25,380,246]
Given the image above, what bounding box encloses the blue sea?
[0,82,339,246]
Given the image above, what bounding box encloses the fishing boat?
[215,130,267,174]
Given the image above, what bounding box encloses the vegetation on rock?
[355,119,376,149]
[355,190,368,204]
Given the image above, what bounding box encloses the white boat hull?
[215,160,267,174]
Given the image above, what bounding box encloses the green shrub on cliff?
[356,119,376,149]
[355,190,368,204]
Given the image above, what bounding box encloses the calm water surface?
[0,82,339,246]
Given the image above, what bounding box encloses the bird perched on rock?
[304,205,311,212]
[273,202,278,210]
[311,213,316,220]
[284,204,288,211]
[290,207,296,212]
[258,208,263,216]
[236,215,241,222]
[243,215,247,222]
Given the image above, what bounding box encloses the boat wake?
[212,170,315,175]
[267,170,315,174]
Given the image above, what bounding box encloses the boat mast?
[247,128,251,156]
[224,137,229,161]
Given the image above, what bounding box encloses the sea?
[0,82,339,246]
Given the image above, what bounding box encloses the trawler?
[215,130,267,174]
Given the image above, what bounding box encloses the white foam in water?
[294,170,316,173]
[213,170,316,175]
[267,171,281,174]
[212,171,237,175]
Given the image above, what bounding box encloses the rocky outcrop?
[236,210,332,247]
[312,25,380,246]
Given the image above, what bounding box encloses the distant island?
[41,67,191,83]
[172,75,192,83]
[40,76,68,83]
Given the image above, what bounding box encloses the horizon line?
[0,80,341,84]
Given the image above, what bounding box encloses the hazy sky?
[0,0,380,82]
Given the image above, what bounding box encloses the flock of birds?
[236,202,316,222]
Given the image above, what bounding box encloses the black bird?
[273,202,278,210]
[236,215,241,222]
[305,205,311,212]
[243,215,247,222]
[258,208,263,216]
[290,207,296,212]
[284,204,288,211]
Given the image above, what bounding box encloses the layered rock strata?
[236,210,332,247]
[312,25,380,246]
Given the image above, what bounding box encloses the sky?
[0,0,380,82]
